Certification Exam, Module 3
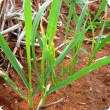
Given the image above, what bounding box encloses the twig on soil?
[9,0,15,14]
[36,98,64,110]
[56,50,72,59]
[0,0,8,31]
[37,83,64,110]
[7,12,22,20]
[55,42,67,51]
[21,41,40,47]
[78,103,86,105]
[0,23,22,35]
[38,83,51,108]
[94,56,107,62]
[86,34,108,44]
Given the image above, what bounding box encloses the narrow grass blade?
[56,25,90,66]
[47,56,110,94]
[64,0,75,44]
[47,1,62,86]
[65,2,78,25]
[40,23,47,102]
[105,4,108,19]
[80,46,87,54]
[60,0,75,80]
[32,67,52,97]
[49,43,57,86]
[93,0,108,22]
[32,31,86,96]
[48,1,62,46]
[57,25,75,33]
[0,70,28,101]
[88,11,102,22]
[74,2,88,37]
[31,1,51,81]
[71,21,87,75]
[0,34,29,89]
[55,36,80,66]
[93,33,110,57]
[85,21,110,26]
[24,0,33,108]
[36,32,43,51]
[59,22,89,80]
[93,23,105,54]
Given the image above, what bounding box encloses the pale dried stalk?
[36,97,64,110]
[7,12,22,20]
[21,41,40,47]
[55,42,67,51]
[7,28,25,70]
[86,34,108,44]
[0,0,8,31]
[13,28,25,55]
[38,83,51,108]
[0,23,22,35]
[0,2,9,31]
[95,56,107,62]
[8,0,15,14]
[56,50,72,59]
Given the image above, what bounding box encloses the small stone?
[3,83,6,85]
[0,105,4,109]
[103,107,107,110]
[78,103,86,105]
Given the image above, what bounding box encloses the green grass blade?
[0,34,29,89]
[36,32,43,51]
[31,1,51,81]
[61,0,75,78]
[32,82,41,97]
[93,33,110,57]
[85,21,110,26]
[48,1,62,46]
[40,22,47,102]
[55,36,80,66]
[93,0,108,22]
[24,0,33,108]
[49,43,57,86]
[64,0,75,45]
[74,2,88,37]
[57,24,75,33]
[65,2,78,25]
[70,21,87,75]
[80,46,87,54]
[88,11,102,21]
[56,25,90,66]
[0,71,28,101]
[59,22,89,80]
[93,23,105,54]
[32,66,52,97]
[46,0,59,39]
[105,4,108,19]
[47,56,110,94]
[47,1,62,86]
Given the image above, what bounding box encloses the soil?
[0,0,110,110]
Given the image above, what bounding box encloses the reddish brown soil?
[0,1,110,110]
